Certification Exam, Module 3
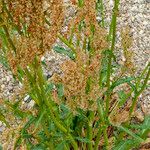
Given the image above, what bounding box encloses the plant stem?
[45,18,76,54]
[58,34,76,54]
[98,0,105,27]
[136,62,150,89]
[44,97,78,150]
[69,26,75,44]
[87,111,94,150]
[97,100,109,148]
[105,0,120,116]
[94,127,102,150]
[28,63,78,150]
[0,17,16,53]
[99,53,104,88]
[2,0,22,35]
[103,125,109,150]
[130,67,150,116]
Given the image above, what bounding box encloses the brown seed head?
[3,0,64,74]
[121,26,135,74]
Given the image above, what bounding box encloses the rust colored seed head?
[61,60,86,97]
[51,54,104,112]
[66,0,108,51]
[51,0,108,112]
[3,0,64,74]
[121,26,135,74]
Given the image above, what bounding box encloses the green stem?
[97,100,109,148]
[44,97,78,150]
[108,17,114,41]
[42,115,51,138]
[98,0,105,27]
[3,25,16,53]
[2,0,22,35]
[69,26,75,44]
[94,127,102,150]
[87,126,93,150]
[28,63,78,149]
[44,18,76,55]
[136,62,150,89]
[99,53,104,88]
[105,0,120,116]
[103,125,109,150]
[58,34,76,54]
[87,111,94,150]
[78,0,84,7]
[130,67,150,116]
[0,17,16,52]
[141,129,150,139]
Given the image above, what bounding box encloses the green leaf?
[117,125,144,143]
[136,62,150,89]
[97,99,105,123]
[141,115,150,139]
[22,133,32,139]
[0,28,9,48]
[17,67,25,82]
[56,84,64,98]
[130,115,150,130]
[23,115,36,130]
[110,77,135,91]
[0,53,10,69]
[4,101,26,119]
[33,111,45,133]
[32,145,46,150]
[105,49,116,62]
[0,144,2,150]
[53,46,75,60]
[41,60,47,66]
[141,115,150,130]
[85,77,91,94]
[78,0,84,7]
[46,83,54,94]
[113,139,140,150]
[55,141,67,150]
[118,90,128,106]
[75,137,91,143]
[129,115,150,139]
[14,136,22,150]
[0,111,9,127]
[60,104,69,113]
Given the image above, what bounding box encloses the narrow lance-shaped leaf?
[53,46,75,60]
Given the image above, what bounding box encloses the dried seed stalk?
[2,0,64,74]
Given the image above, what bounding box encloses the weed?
[0,0,149,149]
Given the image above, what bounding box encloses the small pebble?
[24,95,32,103]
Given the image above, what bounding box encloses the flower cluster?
[51,0,108,112]
[69,0,107,49]
[2,0,64,74]
[121,26,135,74]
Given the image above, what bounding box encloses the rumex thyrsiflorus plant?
[0,0,149,149]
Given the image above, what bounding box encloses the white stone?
[24,95,30,102]
[41,56,45,61]
[6,76,10,82]
[0,121,2,126]
[29,100,35,108]
[1,84,5,89]
[109,0,114,7]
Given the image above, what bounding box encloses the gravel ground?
[0,0,150,139]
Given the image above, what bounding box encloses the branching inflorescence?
[51,0,108,112]
[1,0,64,74]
